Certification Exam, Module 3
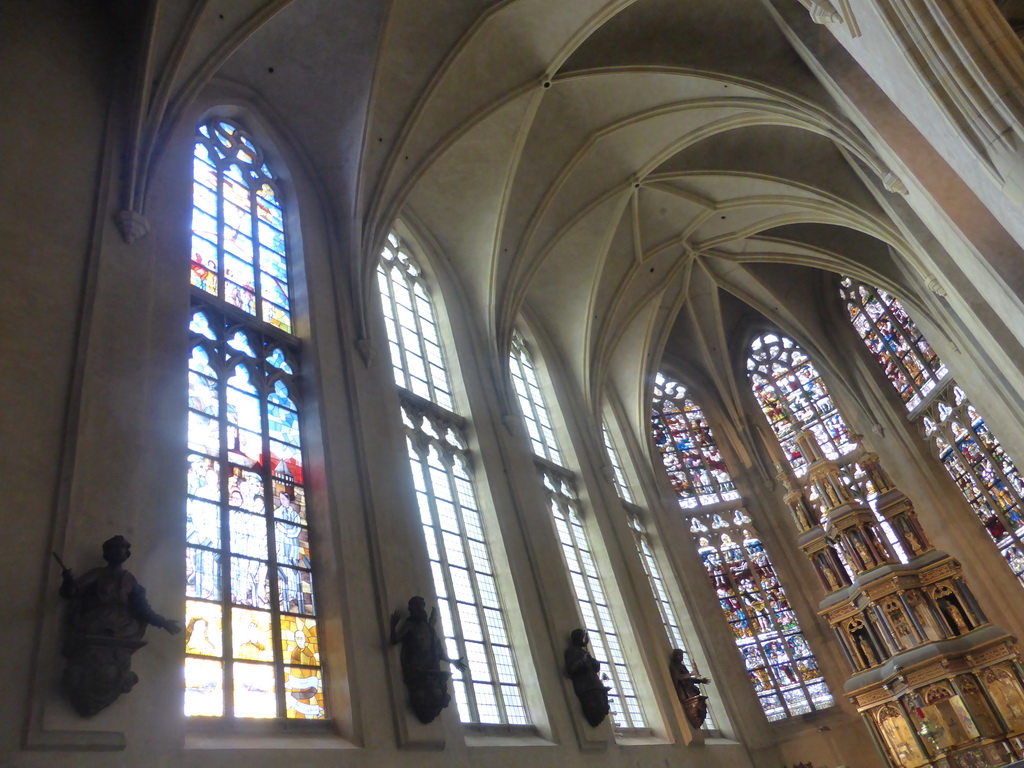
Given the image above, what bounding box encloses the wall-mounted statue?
[390,596,466,723]
[565,628,610,727]
[669,649,710,729]
[56,536,181,716]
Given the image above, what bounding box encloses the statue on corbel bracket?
[390,596,466,723]
[56,536,181,716]
[670,648,710,729]
[565,628,611,726]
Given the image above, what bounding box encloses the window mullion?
[217,332,235,717]
[260,364,287,717]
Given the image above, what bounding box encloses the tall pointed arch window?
[651,374,832,721]
[602,424,634,503]
[510,334,645,729]
[840,280,947,411]
[748,334,857,474]
[603,421,713,727]
[377,233,526,724]
[747,333,909,563]
[185,119,323,719]
[627,514,716,730]
[841,277,1024,586]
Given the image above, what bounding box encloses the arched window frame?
[651,372,834,721]
[745,332,910,564]
[184,116,326,720]
[840,277,947,413]
[602,414,716,729]
[377,230,528,725]
[509,331,647,730]
[840,277,1024,587]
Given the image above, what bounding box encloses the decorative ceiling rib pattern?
[129,0,926,447]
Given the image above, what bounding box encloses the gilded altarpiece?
[784,431,1024,768]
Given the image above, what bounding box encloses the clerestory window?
[184,119,323,719]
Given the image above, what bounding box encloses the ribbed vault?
[128,0,926,456]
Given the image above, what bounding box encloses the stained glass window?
[691,512,832,720]
[184,318,322,718]
[840,279,1024,587]
[377,233,525,724]
[192,121,291,333]
[602,424,634,503]
[544,468,645,728]
[651,378,740,508]
[840,278,947,411]
[185,120,322,720]
[747,334,857,475]
[651,373,833,721]
[511,337,645,729]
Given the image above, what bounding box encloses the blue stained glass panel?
[231,557,270,609]
[187,546,222,600]
[187,497,221,548]
[260,247,287,282]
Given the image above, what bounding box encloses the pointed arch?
[377,230,527,724]
[184,118,322,719]
[841,277,1024,587]
[651,373,833,721]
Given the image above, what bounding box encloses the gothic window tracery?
[378,233,526,724]
[746,333,909,564]
[747,334,857,474]
[185,119,323,719]
[840,277,1024,587]
[840,278,947,411]
[651,374,833,721]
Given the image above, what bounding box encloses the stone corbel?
[800,0,843,25]
[882,170,909,196]
[115,210,150,245]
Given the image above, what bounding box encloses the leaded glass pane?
[840,278,946,411]
[377,235,454,411]
[747,334,857,474]
[545,468,645,728]
[191,120,291,333]
[509,334,563,464]
[840,279,1024,589]
[185,120,322,721]
[602,424,634,503]
[377,233,527,724]
[651,374,832,721]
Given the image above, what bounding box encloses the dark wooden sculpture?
[56,536,180,716]
[390,596,466,723]
[565,628,611,727]
[669,648,710,729]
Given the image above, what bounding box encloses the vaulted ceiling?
[128,0,920,439]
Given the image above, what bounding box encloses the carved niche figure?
[390,596,466,723]
[56,536,181,716]
[565,628,611,727]
[669,648,710,729]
